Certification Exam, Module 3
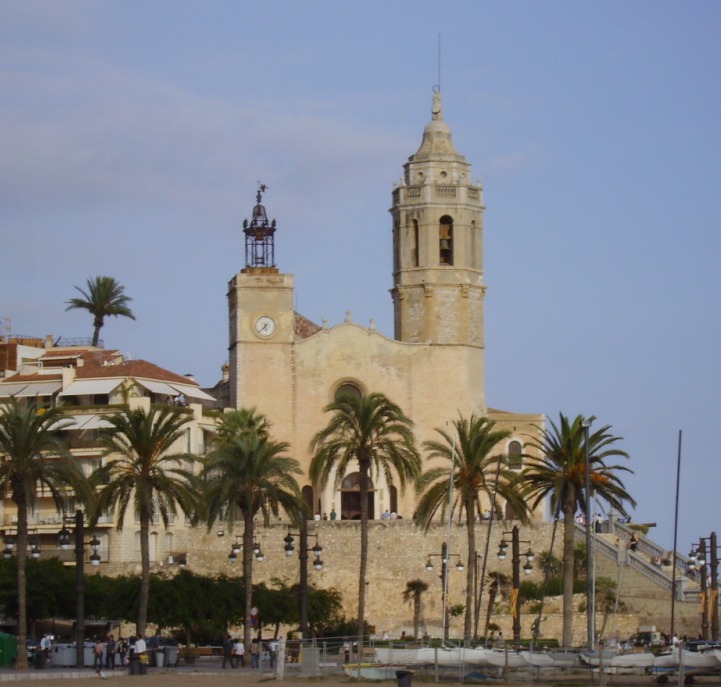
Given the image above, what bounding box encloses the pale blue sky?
[2,1,720,555]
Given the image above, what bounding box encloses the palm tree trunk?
[15,500,29,670]
[483,586,497,640]
[138,511,150,635]
[413,595,421,639]
[92,317,103,347]
[561,500,576,648]
[357,458,370,653]
[464,502,476,644]
[243,510,255,652]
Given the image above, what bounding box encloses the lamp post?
[688,532,719,641]
[425,542,464,640]
[283,516,324,637]
[57,510,101,668]
[227,534,265,565]
[497,526,534,644]
[580,417,595,650]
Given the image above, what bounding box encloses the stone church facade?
[227,90,546,522]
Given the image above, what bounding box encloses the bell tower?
[228,184,294,409]
[390,89,486,349]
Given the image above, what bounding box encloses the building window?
[413,219,420,267]
[508,440,523,471]
[335,383,362,401]
[439,215,453,265]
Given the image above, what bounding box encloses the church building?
[226,90,545,522]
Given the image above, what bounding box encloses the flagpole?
[670,429,682,639]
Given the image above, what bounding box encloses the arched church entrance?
[340,472,375,520]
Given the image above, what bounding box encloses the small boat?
[343,663,407,680]
[484,648,528,669]
[671,647,720,669]
[521,649,579,668]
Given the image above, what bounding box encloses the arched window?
[302,485,313,514]
[439,215,453,265]
[508,440,523,471]
[335,383,362,401]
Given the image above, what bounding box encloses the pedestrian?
[94,639,105,673]
[233,637,245,668]
[251,639,260,669]
[105,634,116,670]
[134,634,147,675]
[116,636,128,667]
[222,634,233,669]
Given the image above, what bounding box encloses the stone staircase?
[574,519,713,635]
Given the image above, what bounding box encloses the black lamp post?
[227,534,265,564]
[424,542,464,640]
[283,516,324,638]
[497,525,534,644]
[57,510,101,668]
[688,532,719,641]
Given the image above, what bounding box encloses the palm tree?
[402,579,429,639]
[66,276,136,347]
[483,570,510,640]
[201,409,303,651]
[415,415,528,643]
[92,404,199,634]
[0,401,89,669]
[310,391,421,651]
[520,413,636,647]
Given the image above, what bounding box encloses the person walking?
[105,634,116,670]
[222,634,233,669]
[233,638,245,668]
[116,636,128,668]
[93,639,105,674]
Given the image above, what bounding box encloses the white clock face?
[254,315,276,338]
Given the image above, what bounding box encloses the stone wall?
[103,519,703,644]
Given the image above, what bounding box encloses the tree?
[402,579,429,639]
[92,404,199,635]
[483,571,509,640]
[66,275,135,347]
[415,415,528,643]
[520,413,636,647]
[310,391,421,651]
[201,408,303,652]
[0,401,89,669]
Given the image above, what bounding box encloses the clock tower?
[228,185,295,409]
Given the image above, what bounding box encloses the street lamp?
[57,510,101,668]
[424,542,464,640]
[580,417,595,650]
[497,525,534,644]
[283,516,324,637]
[227,534,265,564]
[688,532,719,641]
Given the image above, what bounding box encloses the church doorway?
[340,472,375,520]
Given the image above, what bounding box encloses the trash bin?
[163,646,178,667]
[0,633,16,667]
[396,669,414,687]
[129,656,139,675]
[34,649,47,669]
[155,650,165,668]
[139,654,148,675]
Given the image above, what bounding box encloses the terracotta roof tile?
[75,359,199,387]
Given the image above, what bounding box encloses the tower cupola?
[242,183,277,273]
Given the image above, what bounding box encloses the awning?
[136,380,178,396]
[13,381,62,397]
[58,379,121,397]
[0,383,29,397]
[171,384,216,402]
[61,414,113,431]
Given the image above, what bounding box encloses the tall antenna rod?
[437,34,442,91]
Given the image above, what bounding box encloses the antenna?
[437,34,442,92]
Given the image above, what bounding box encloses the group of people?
[93,633,131,674]
[221,635,246,668]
